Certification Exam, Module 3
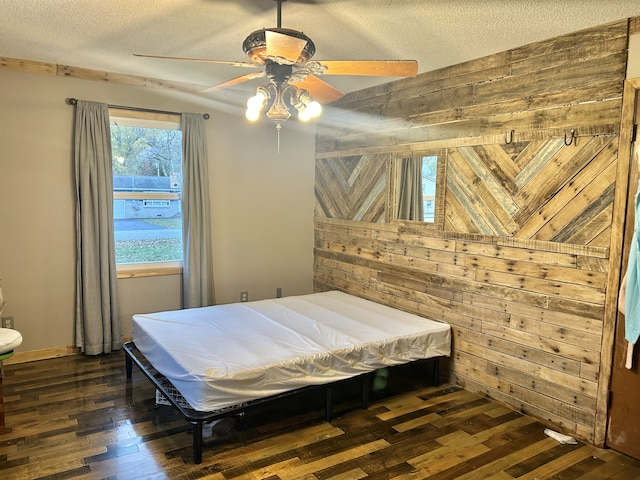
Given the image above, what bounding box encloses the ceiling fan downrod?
[275,0,285,29]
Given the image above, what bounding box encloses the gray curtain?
[73,100,122,355]
[397,157,424,221]
[181,113,215,308]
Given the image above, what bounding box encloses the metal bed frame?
[123,340,442,464]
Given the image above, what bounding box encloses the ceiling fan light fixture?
[300,100,322,121]
[292,89,321,122]
[245,87,269,122]
[246,82,322,125]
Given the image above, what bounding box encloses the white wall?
[0,68,316,355]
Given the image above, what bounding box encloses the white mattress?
[132,291,451,412]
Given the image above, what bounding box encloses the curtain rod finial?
[66,97,78,105]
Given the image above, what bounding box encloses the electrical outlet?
[276,287,282,298]
[240,291,248,302]
[2,316,14,329]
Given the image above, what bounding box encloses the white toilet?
[0,327,22,359]
[0,326,21,430]
[0,285,21,359]
[0,285,22,429]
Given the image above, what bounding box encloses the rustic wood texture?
[315,153,390,222]
[445,137,617,245]
[314,218,608,442]
[2,353,640,479]
[313,18,634,448]
[605,78,640,457]
[0,56,207,94]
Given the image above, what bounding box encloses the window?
[393,150,446,228]
[110,110,183,266]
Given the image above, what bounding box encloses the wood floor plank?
[515,445,605,480]
[408,431,492,475]
[455,437,562,479]
[504,438,582,477]
[1,351,640,479]
[574,449,640,479]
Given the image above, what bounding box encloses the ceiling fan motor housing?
[265,61,293,84]
[242,28,316,65]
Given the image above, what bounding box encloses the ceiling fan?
[134,0,418,124]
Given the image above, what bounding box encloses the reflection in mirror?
[394,150,446,227]
[422,155,438,222]
[396,157,424,221]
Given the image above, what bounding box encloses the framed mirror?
[391,149,446,228]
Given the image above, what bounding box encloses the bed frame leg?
[361,373,372,409]
[125,353,132,379]
[432,358,440,386]
[325,386,332,422]
[192,421,203,464]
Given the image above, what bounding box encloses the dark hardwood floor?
[1,352,640,479]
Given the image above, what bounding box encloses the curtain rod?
[65,98,210,120]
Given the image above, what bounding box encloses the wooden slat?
[0,56,207,94]
[0,56,56,75]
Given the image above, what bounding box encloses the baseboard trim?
[4,345,81,364]
[3,337,132,364]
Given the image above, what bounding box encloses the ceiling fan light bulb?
[247,94,265,110]
[306,101,322,118]
[245,108,261,122]
[298,108,311,122]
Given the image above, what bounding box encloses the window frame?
[109,108,184,278]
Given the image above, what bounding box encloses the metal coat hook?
[505,129,514,144]
[564,129,575,146]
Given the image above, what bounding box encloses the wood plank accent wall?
[313,19,633,445]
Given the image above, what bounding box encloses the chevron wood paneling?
[315,153,389,223]
[315,135,617,248]
[445,136,617,247]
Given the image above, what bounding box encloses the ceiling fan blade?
[200,71,266,93]
[315,60,418,77]
[134,53,256,68]
[290,74,344,104]
[265,30,308,64]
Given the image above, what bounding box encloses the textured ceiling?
[3,0,640,99]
